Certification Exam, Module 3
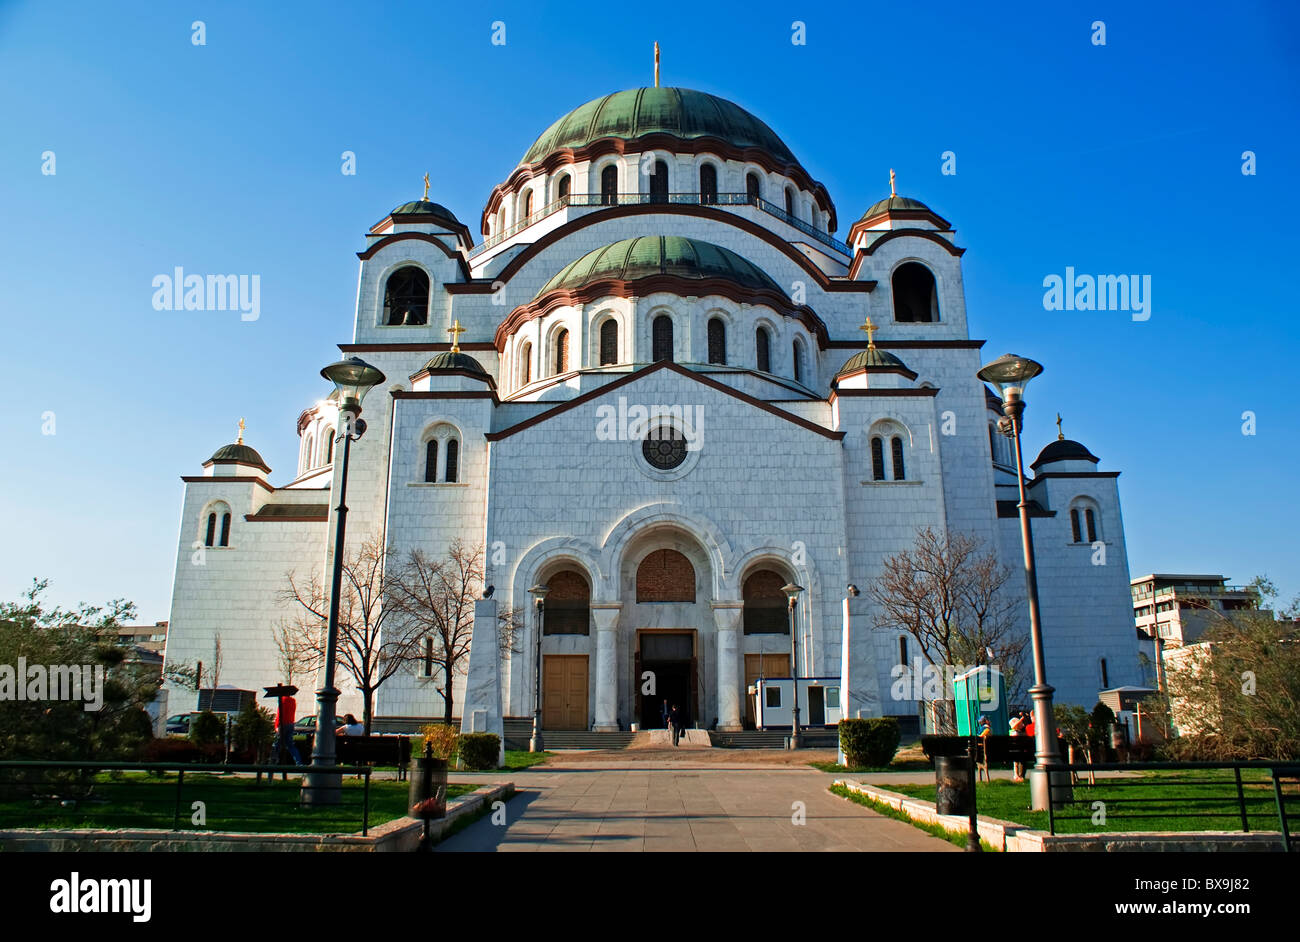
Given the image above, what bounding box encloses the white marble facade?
[161,87,1143,730]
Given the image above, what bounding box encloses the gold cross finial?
[237,417,245,445]
[889,168,897,198]
[422,173,430,201]
[654,42,660,87]
[1056,413,1064,441]
[860,316,878,349]
[447,319,466,353]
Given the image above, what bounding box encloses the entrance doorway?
[808,685,826,726]
[637,631,696,729]
[542,655,588,730]
[744,653,790,728]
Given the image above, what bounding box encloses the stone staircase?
[709,729,840,749]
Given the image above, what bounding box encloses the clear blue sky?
[1,1,1297,622]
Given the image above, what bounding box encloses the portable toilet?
[953,665,1007,735]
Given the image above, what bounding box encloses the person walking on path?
[275,692,302,765]
[669,704,682,746]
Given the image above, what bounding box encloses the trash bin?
[408,743,448,820]
[935,755,972,815]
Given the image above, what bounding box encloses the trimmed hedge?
[457,733,500,771]
[839,718,901,767]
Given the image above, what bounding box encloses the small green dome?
[837,347,911,376]
[208,443,269,470]
[391,200,462,223]
[860,195,931,220]
[522,87,798,166]
[423,351,488,375]
[537,236,782,299]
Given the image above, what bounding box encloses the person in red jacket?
[274,694,302,765]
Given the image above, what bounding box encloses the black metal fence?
[0,761,374,836]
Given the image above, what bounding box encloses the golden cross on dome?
[447,319,466,353]
[654,42,660,87]
[237,417,245,445]
[1056,413,1064,441]
[422,173,430,201]
[889,169,897,198]
[860,316,878,349]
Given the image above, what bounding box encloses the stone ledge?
[831,780,1287,853]
[0,782,515,853]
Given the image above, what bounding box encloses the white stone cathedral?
[161,85,1142,736]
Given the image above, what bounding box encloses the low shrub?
[457,733,500,770]
[839,718,901,767]
[188,710,226,749]
[140,737,222,765]
[418,724,459,760]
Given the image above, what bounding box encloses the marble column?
[591,603,622,731]
[712,602,744,731]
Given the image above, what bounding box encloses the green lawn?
[887,768,1288,834]
[809,758,932,774]
[830,783,997,851]
[0,772,478,834]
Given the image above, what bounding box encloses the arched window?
[755,327,771,372]
[871,436,886,481]
[557,174,571,201]
[652,315,673,362]
[522,190,533,219]
[892,262,939,323]
[601,165,618,205]
[325,429,334,465]
[746,172,761,203]
[554,328,569,374]
[219,512,232,547]
[637,549,696,602]
[1070,508,1083,543]
[304,434,315,470]
[425,440,438,483]
[1085,508,1098,543]
[204,513,217,548]
[520,341,533,385]
[891,436,905,480]
[444,438,459,483]
[545,570,590,635]
[784,187,795,216]
[743,569,788,634]
[599,319,618,365]
[383,266,430,326]
[792,339,805,383]
[649,160,669,202]
[988,425,998,464]
[707,318,726,365]
[700,164,717,204]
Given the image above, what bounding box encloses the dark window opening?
[599,319,618,365]
[554,328,569,374]
[445,439,459,483]
[746,172,761,203]
[425,440,438,483]
[649,160,668,203]
[652,315,673,362]
[700,164,717,204]
[898,636,908,666]
[204,513,217,547]
[383,266,430,326]
[756,327,771,372]
[891,436,905,481]
[871,437,885,481]
[707,318,726,365]
[743,569,788,634]
[557,174,571,200]
[892,262,939,323]
[545,570,591,635]
[784,187,794,216]
[1070,508,1082,543]
[792,341,803,383]
[219,512,231,547]
[1085,508,1097,543]
[601,165,618,205]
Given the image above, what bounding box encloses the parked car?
[165,713,192,736]
[294,715,318,736]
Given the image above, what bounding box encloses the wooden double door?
[542,655,589,730]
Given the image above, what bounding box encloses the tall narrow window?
[522,190,533,219]
[898,636,908,667]
[557,174,571,201]
[988,425,997,464]
[304,434,314,469]
[650,160,668,202]
[601,165,618,205]
[707,318,726,365]
[444,439,459,483]
[425,440,438,482]
[652,315,673,361]
[1100,657,1110,688]
[755,327,771,372]
[1085,508,1098,543]
[1070,508,1082,543]
[554,328,569,374]
[871,437,885,481]
[325,430,334,464]
[599,319,618,365]
[219,512,232,547]
[746,172,761,203]
[891,436,905,481]
[205,513,217,547]
[699,164,717,204]
[784,187,794,216]
[792,340,804,383]
[520,341,532,385]
[383,266,430,326]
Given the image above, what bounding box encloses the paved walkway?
[437,759,956,852]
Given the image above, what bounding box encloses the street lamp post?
[783,583,805,749]
[977,353,1063,812]
[528,584,550,752]
[302,356,385,807]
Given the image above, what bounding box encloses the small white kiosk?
[751,677,842,728]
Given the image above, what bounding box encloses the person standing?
[669,704,682,747]
[1009,711,1026,782]
[275,692,302,765]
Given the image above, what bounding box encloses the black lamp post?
[302,356,385,806]
[528,584,550,752]
[783,582,805,749]
[977,353,1061,812]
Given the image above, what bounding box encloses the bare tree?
[280,536,427,734]
[387,540,520,725]
[273,619,312,686]
[869,527,1028,729]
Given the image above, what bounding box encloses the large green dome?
[537,236,783,298]
[521,87,798,166]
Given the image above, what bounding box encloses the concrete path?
[437,760,956,852]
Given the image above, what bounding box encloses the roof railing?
[469,192,851,259]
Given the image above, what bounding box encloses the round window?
[642,426,687,470]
